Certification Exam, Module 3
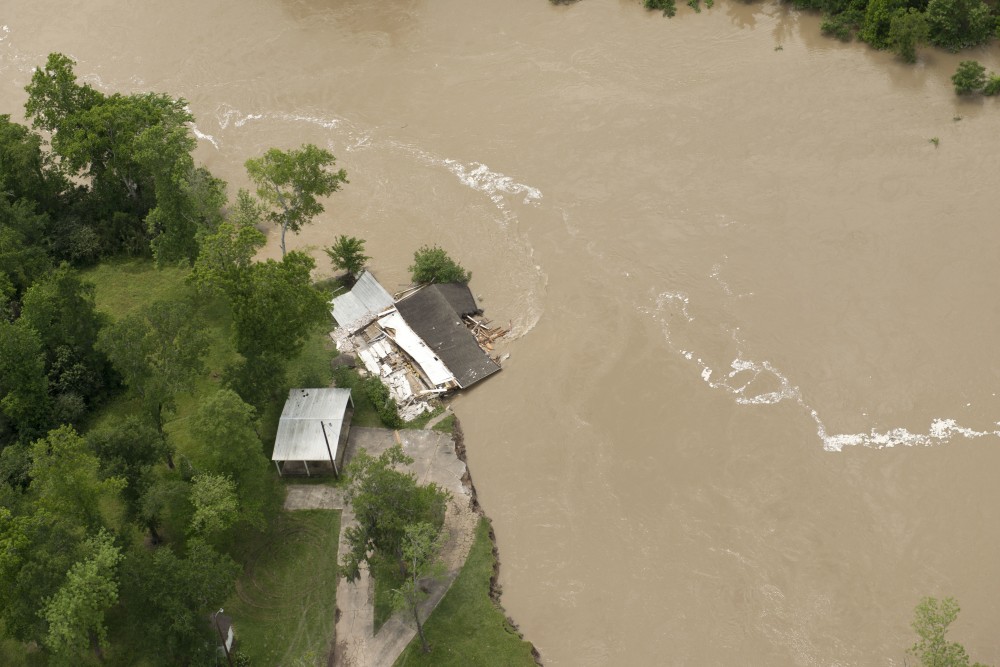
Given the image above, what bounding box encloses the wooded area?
[0,53,341,665]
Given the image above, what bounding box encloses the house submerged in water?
[330,271,505,416]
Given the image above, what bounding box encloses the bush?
[408,245,471,285]
[359,376,403,428]
[952,60,987,94]
[822,14,857,41]
[926,0,993,51]
[324,235,370,280]
[645,0,678,17]
[888,8,929,63]
[983,75,1000,95]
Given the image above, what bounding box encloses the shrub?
[822,15,857,41]
[324,235,370,280]
[645,0,678,17]
[408,245,471,285]
[359,376,403,428]
[952,60,987,94]
[983,75,1000,95]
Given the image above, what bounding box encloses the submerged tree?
[245,144,348,258]
[325,234,370,280]
[908,596,987,667]
[409,245,471,285]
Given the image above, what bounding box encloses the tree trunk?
[154,401,175,469]
[280,222,288,258]
[148,521,161,545]
[413,603,430,653]
[90,630,105,662]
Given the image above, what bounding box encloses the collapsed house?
[330,271,505,417]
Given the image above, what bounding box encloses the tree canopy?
[245,144,348,257]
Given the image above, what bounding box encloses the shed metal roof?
[272,388,352,462]
[395,285,500,389]
[331,271,395,333]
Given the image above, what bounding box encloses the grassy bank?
[394,518,537,666]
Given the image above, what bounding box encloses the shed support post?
[304,460,310,477]
[275,461,282,477]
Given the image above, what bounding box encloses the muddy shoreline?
[451,417,544,666]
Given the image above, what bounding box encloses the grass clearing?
[224,509,342,667]
[394,518,537,667]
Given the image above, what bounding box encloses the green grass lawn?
[224,509,342,667]
[394,518,537,667]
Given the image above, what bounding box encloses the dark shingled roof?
[395,284,500,389]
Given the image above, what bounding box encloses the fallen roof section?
[395,284,501,389]
[331,270,395,333]
[377,310,457,388]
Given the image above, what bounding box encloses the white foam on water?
[190,124,219,149]
[644,281,1000,453]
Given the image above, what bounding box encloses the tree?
[42,530,122,664]
[952,60,987,95]
[389,522,447,654]
[645,0,678,18]
[909,596,987,667]
[409,245,471,285]
[188,389,272,529]
[120,538,239,665]
[888,8,929,63]
[0,321,51,443]
[87,416,171,534]
[0,115,65,212]
[30,425,126,531]
[926,0,993,51]
[0,197,52,299]
[325,235,370,280]
[25,53,217,261]
[97,299,209,457]
[860,0,907,49]
[19,264,111,418]
[189,473,239,539]
[244,144,348,257]
[341,446,449,581]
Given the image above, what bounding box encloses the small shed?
[272,388,353,477]
[331,270,395,333]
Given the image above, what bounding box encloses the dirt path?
[283,427,476,667]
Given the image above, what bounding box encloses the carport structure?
[272,388,354,477]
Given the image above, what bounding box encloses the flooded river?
[3,0,1000,663]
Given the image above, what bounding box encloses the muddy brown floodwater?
[4,0,1000,663]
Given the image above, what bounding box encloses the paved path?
[283,426,476,667]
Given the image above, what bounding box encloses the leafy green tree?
[189,195,267,295]
[25,53,217,261]
[245,144,348,257]
[409,245,471,285]
[952,60,987,94]
[97,299,209,458]
[120,538,239,665]
[860,0,907,48]
[325,235,370,280]
[888,8,929,62]
[341,446,449,581]
[983,74,1000,95]
[909,596,987,667]
[0,197,52,299]
[42,529,122,664]
[189,389,272,530]
[189,473,239,539]
[30,425,126,531]
[87,417,171,534]
[389,522,447,654]
[0,115,65,212]
[0,321,51,443]
[645,0,678,17]
[926,0,993,51]
[19,264,111,418]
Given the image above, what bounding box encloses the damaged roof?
[395,284,500,389]
[331,270,395,333]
